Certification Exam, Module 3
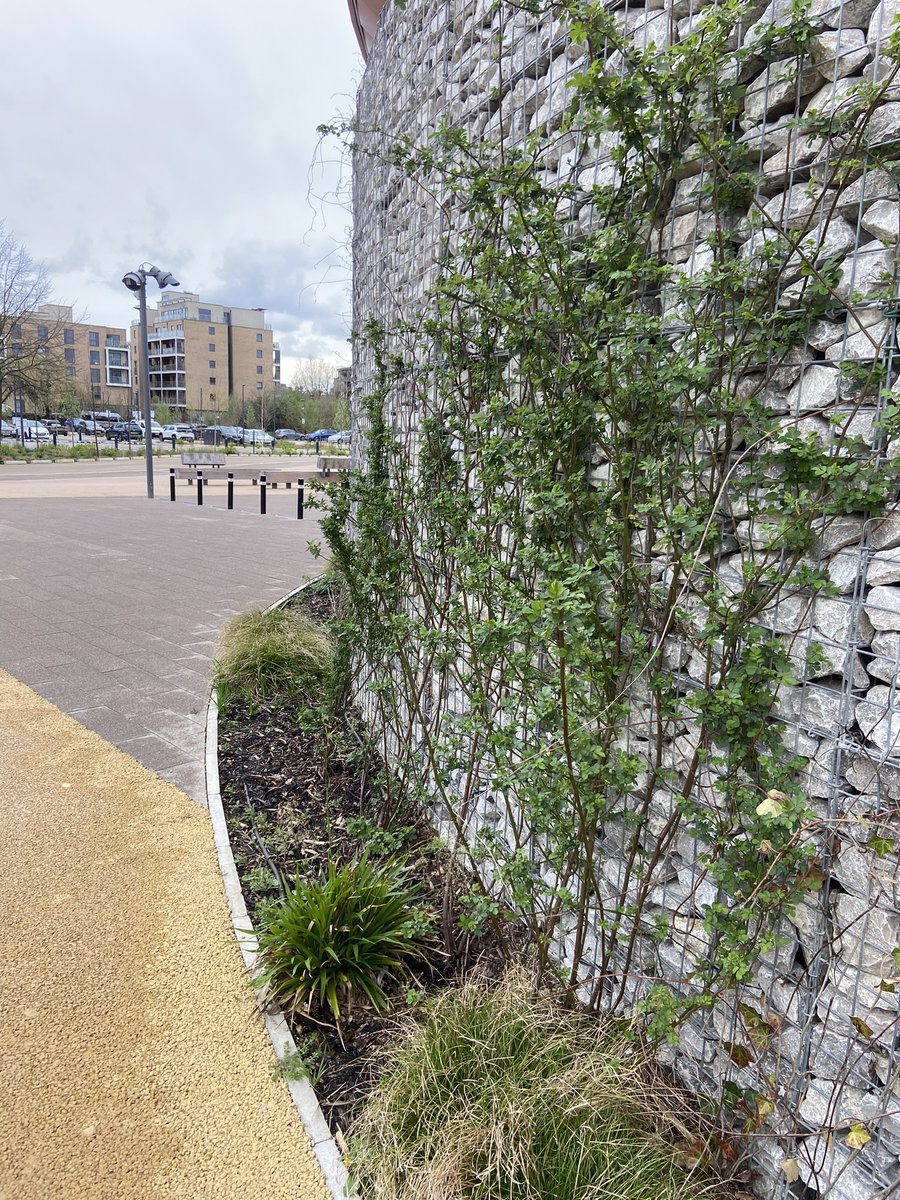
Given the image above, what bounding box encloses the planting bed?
[217,584,509,1133]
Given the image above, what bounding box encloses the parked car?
[161,423,196,442]
[106,421,144,441]
[1,419,16,439]
[202,425,244,447]
[274,427,302,441]
[64,417,87,433]
[307,428,339,441]
[82,420,107,436]
[12,417,50,442]
[241,427,274,448]
[332,430,352,444]
[43,418,65,435]
[135,419,164,440]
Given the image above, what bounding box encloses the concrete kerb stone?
[204,581,354,1200]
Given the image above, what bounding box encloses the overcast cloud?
[0,0,362,380]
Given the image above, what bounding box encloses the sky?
[0,0,363,383]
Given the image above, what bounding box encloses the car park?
[1,419,16,439]
[307,428,339,441]
[241,427,274,448]
[43,419,65,435]
[333,430,352,444]
[162,423,196,442]
[274,427,302,440]
[82,420,107,436]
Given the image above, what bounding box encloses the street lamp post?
[122,264,180,499]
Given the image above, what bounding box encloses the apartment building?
[130,291,274,414]
[1,304,131,413]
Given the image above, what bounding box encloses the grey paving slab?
[0,487,324,802]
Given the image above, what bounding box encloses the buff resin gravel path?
[0,669,330,1200]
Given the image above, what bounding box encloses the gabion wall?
[351,2,900,1196]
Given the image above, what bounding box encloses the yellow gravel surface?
[0,669,329,1200]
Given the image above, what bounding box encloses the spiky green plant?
[254,854,430,1023]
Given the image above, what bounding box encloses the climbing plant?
[320,0,900,1045]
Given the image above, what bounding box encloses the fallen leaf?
[850,1016,874,1039]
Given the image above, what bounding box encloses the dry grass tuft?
[213,607,332,709]
[350,968,728,1200]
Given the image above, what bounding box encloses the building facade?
[1,303,131,415]
[129,291,275,416]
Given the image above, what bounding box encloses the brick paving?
[0,472,324,802]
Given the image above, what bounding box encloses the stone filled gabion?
[350,1,900,1197]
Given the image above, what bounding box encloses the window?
[256,382,263,390]
[11,324,20,339]
[89,331,99,347]
[208,359,216,368]
[199,308,211,322]
[256,349,263,358]
[256,365,263,374]
[256,333,262,342]
[37,325,49,341]
[90,367,101,383]
[209,376,216,385]
[208,343,215,352]
[63,329,75,345]
[90,350,100,365]
[64,348,75,364]
[66,366,76,378]
[106,334,121,347]
[208,325,215,334]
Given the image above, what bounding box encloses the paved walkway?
[0,460,333,1197]
[0,670,329,1199]
[0,458,324,801]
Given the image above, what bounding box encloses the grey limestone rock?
[833,242,896,304]
[742,60,824,127]
[810,0,880,28]
[855,682,900,754]
[809,27,871,78]
[865,546,900,587]
[871,510,900,551]
[865,584,900,630]
[861,197,900,242]
[787,364,841,415]
[814,594,874,643]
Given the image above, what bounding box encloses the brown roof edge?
[347,0,388,59]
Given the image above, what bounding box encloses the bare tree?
[290,356,345,396]
[0,224,65,414]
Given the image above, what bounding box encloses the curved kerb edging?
[205,578,355,1200]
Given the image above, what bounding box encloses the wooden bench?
[317,455,347,475]
[182,452,226,468]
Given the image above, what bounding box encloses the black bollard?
[227,472,234,510]
[171,435,176,451]
[169,467,176,502]
[52,431,57,447]
[297,481,304,520]
[197,470,204,506]
[259,473,267,515]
